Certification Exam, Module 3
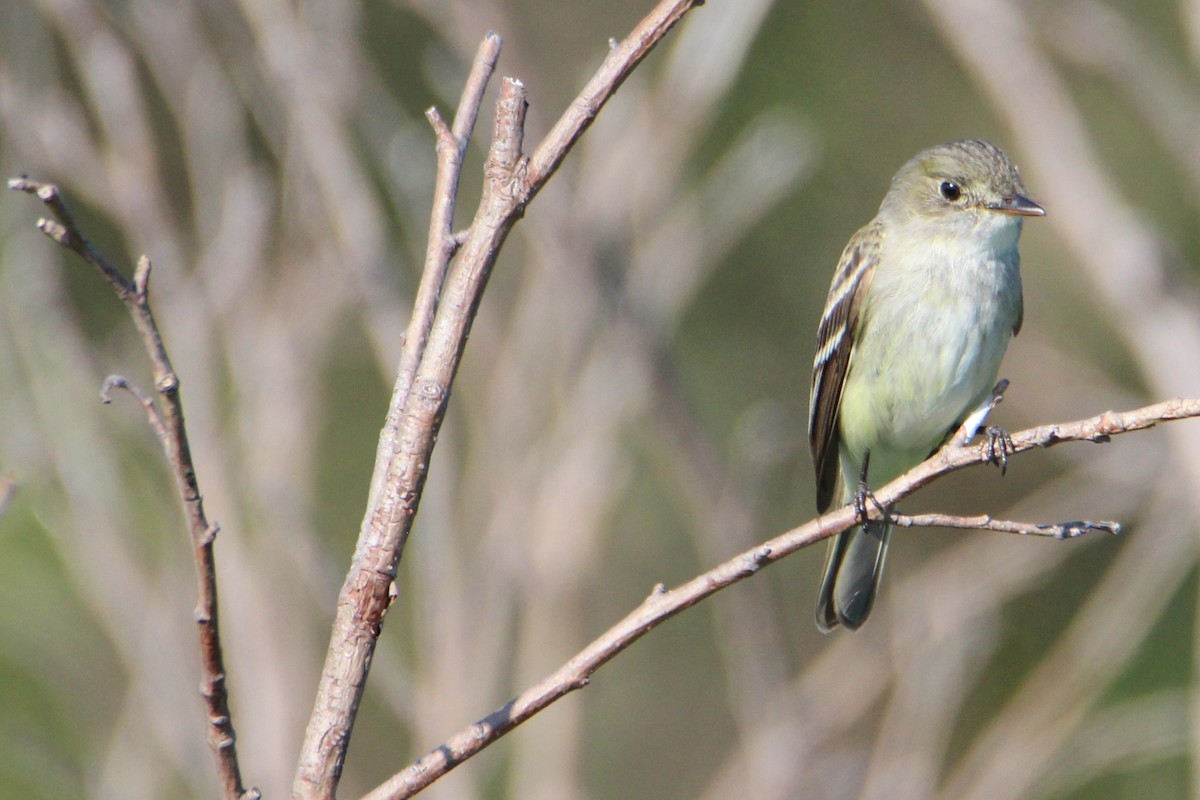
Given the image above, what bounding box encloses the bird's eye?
[939,181,961,202]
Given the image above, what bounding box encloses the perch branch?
[360,397,1200,800]
[8,178,255,800]
[293,2,707,797]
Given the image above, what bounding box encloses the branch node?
[156,372,180,393]
[426,107,457,151]
[37,217,71,247]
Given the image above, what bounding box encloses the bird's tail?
[815,519,891,633]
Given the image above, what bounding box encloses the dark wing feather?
[809,223,881,511]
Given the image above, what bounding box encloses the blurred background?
[2,0,1199,798]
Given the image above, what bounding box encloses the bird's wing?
[809,222,882,511]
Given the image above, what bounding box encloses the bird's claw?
[984,425,1015,475]
[854,450,888,528]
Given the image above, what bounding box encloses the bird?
[810,139,1044,632]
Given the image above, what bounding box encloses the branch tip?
[427,107,456,149]
[100,374,129,403]
[134,256,152,296]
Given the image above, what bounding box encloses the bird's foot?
[984,425,1015,476]
[854,451,889,528]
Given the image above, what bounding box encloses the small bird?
[810,139,1044,632]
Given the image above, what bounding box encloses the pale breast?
[837,240,1021,470]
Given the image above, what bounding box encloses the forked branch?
[361,397,1199,800]
[7,178,255,800]
[293,1,707,798]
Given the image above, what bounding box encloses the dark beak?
[989,194,1045,216]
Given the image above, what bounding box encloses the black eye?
[939,181,961,202]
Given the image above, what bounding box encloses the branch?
[293,3,705,796]
[361,397,1200,800]
[524,0,707,196]
[7,179,255,799]
[387,33,502,459]
[890,512,1121,539]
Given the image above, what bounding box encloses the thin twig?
[7,178,255,800]
[394,32,502,429]
[524,0,708,197]
[293,1,706,796]
[361,397,1200,800]
[292,75,531,800]
[364,32,503,542]
[7,178,133,298]
[891,512,1121,539]
[101,374,168,441]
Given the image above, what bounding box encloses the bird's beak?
[988,194,1045,216]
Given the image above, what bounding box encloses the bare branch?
[524,0,707,196]
[8,177,134,299]
[293,3,707,796]
[361,398,1200,799]
[891,512,1121,539]
[364,32,504,531]
[396,32,503,419]
[7,179,254,800]
[100,374,167,442]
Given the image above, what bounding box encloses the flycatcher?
[810,139,1044,632]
